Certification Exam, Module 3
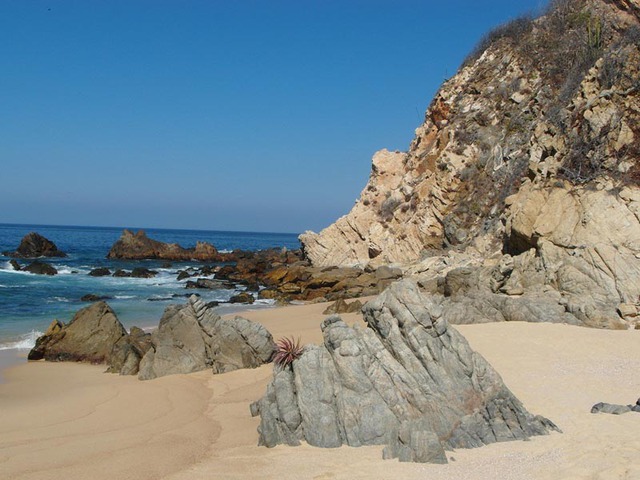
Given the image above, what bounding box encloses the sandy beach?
[1,300,639,480]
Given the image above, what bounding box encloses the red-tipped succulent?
[273,336,303,369]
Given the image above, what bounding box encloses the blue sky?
[0,0,548,234]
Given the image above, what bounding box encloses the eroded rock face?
[2,232,67,258]
[137,295,275,380]
[251,281,558,463]
[28,302,127,363]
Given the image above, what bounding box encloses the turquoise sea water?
[0,223,300,350]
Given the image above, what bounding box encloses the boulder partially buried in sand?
[137,295,276,380]
[251,280,558,463]
[28,302,127,363]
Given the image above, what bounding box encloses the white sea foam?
[0,330,43,351]
[115,295,136,299]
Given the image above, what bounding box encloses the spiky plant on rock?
[273,336,303,369]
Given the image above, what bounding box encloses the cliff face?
[301,0,640,270]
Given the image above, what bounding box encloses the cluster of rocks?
[89,267,158,278]
[28,296,276,380]
[251,280,558,463]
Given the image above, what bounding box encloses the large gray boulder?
[137,295,275,380]
[28,302,127,363]
[251,280,558,463]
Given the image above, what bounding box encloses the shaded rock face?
[2,232,67,258]
[137,296,275,380]
[28,302,127,363]
[251,281,557,463]
[107,326,153,376]
[107,229,224,261]
[322,298,363,315]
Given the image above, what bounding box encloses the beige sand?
[1,301,639,480]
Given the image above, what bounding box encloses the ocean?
[0,223,300,351]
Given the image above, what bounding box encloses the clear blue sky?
[0,0,548,234]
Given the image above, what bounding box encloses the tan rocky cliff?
[301,0,640,328]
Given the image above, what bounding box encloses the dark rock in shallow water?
[176,270,193,281]
[229,292,255,304]
[9,259,21,271]
[28,302,127,363]
[130,267,158,278]
[23,260,58,276]
[137,295,276,380]
[89,267,111,277]
[2,232,67,258]
[81,294,113,302]
[185,278,235,290]
[251,280,558,463]
[107,229,224,261]
[113,269,131,277]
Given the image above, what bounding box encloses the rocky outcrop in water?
[137,295,275,380]
[107,229,225,261]
[28,302,127,363]
[23,260,58,276]
[251,281,558,463]
[2,232,67,258]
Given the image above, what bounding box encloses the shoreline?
[1,300,639,480]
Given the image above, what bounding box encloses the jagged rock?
[9,259,21,271]
[107,326,153,376]
[89,267,111,277]
[251,281,558,462]
[296,1,640,330]
[229,292,255,304]
[28,302,127,363]
[107,229,224,261]
[2,232,67,258]
[176,270,193,281]
[322,298,363,315]
[137,296,275,380]
[23,260,57,276]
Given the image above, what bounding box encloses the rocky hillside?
[300,0,640,328]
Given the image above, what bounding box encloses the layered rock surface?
[299,0,640,329]
[137,295,275,380]
[251,281,557,463]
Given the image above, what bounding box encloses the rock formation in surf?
[2,232,67,258]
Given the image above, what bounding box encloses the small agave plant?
[273,336,303,369]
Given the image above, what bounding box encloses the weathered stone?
[252,281,558,463]
[107,326,153,376]
[322,298,363,315]
[28,302,127,364]
[185,278,235,290]
[9,259,21,271]
[138,296,275,380]
[130,267,158,278]
[229,292,255,304]
[80,294,112,302]
[591,402,634,415]
[2,232,67,258]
